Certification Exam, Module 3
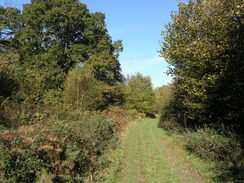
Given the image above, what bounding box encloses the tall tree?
[161,0,244,129]
[0,6,20,100]
[153,84,174,114]
[125,73,155,114]
[1,0,123,103]
[17,0,122,75]
[63,66,104,110]
[0,6,20,41]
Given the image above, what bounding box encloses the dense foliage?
[0,113,113,183]
[159,0,244,182]
[63,67,105,110]
[0,1,154,182]
[160,0,244,130]
[153,84,174,114]
[124,73,156,115]
[0,110,143,183]
[0,0,125,127]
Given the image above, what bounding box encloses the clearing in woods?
[105,118,213,183]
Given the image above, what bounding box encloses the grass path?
[107,118,212,183]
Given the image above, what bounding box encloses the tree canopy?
[0,0,123,109]
[161,0,244,129]
[0,0,125,127]
[63,66,104,110]
[153,84,174,114]
[125,73,156,115]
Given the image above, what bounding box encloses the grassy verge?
[96,131,126,183]
[157,128,216,183]
[158,119,244,183]
[99,118,213,183]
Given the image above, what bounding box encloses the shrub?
[185,127,244,182]
[0,112,116,183]
[185,127,240,161]
[105,107,144,132]
[158,101,184,133]
[158,120,183,133]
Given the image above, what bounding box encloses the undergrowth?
[158,117,244,183]
[185,127,244,183]
[0,108,142,183]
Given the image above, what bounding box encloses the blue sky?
[1,0,179,88]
